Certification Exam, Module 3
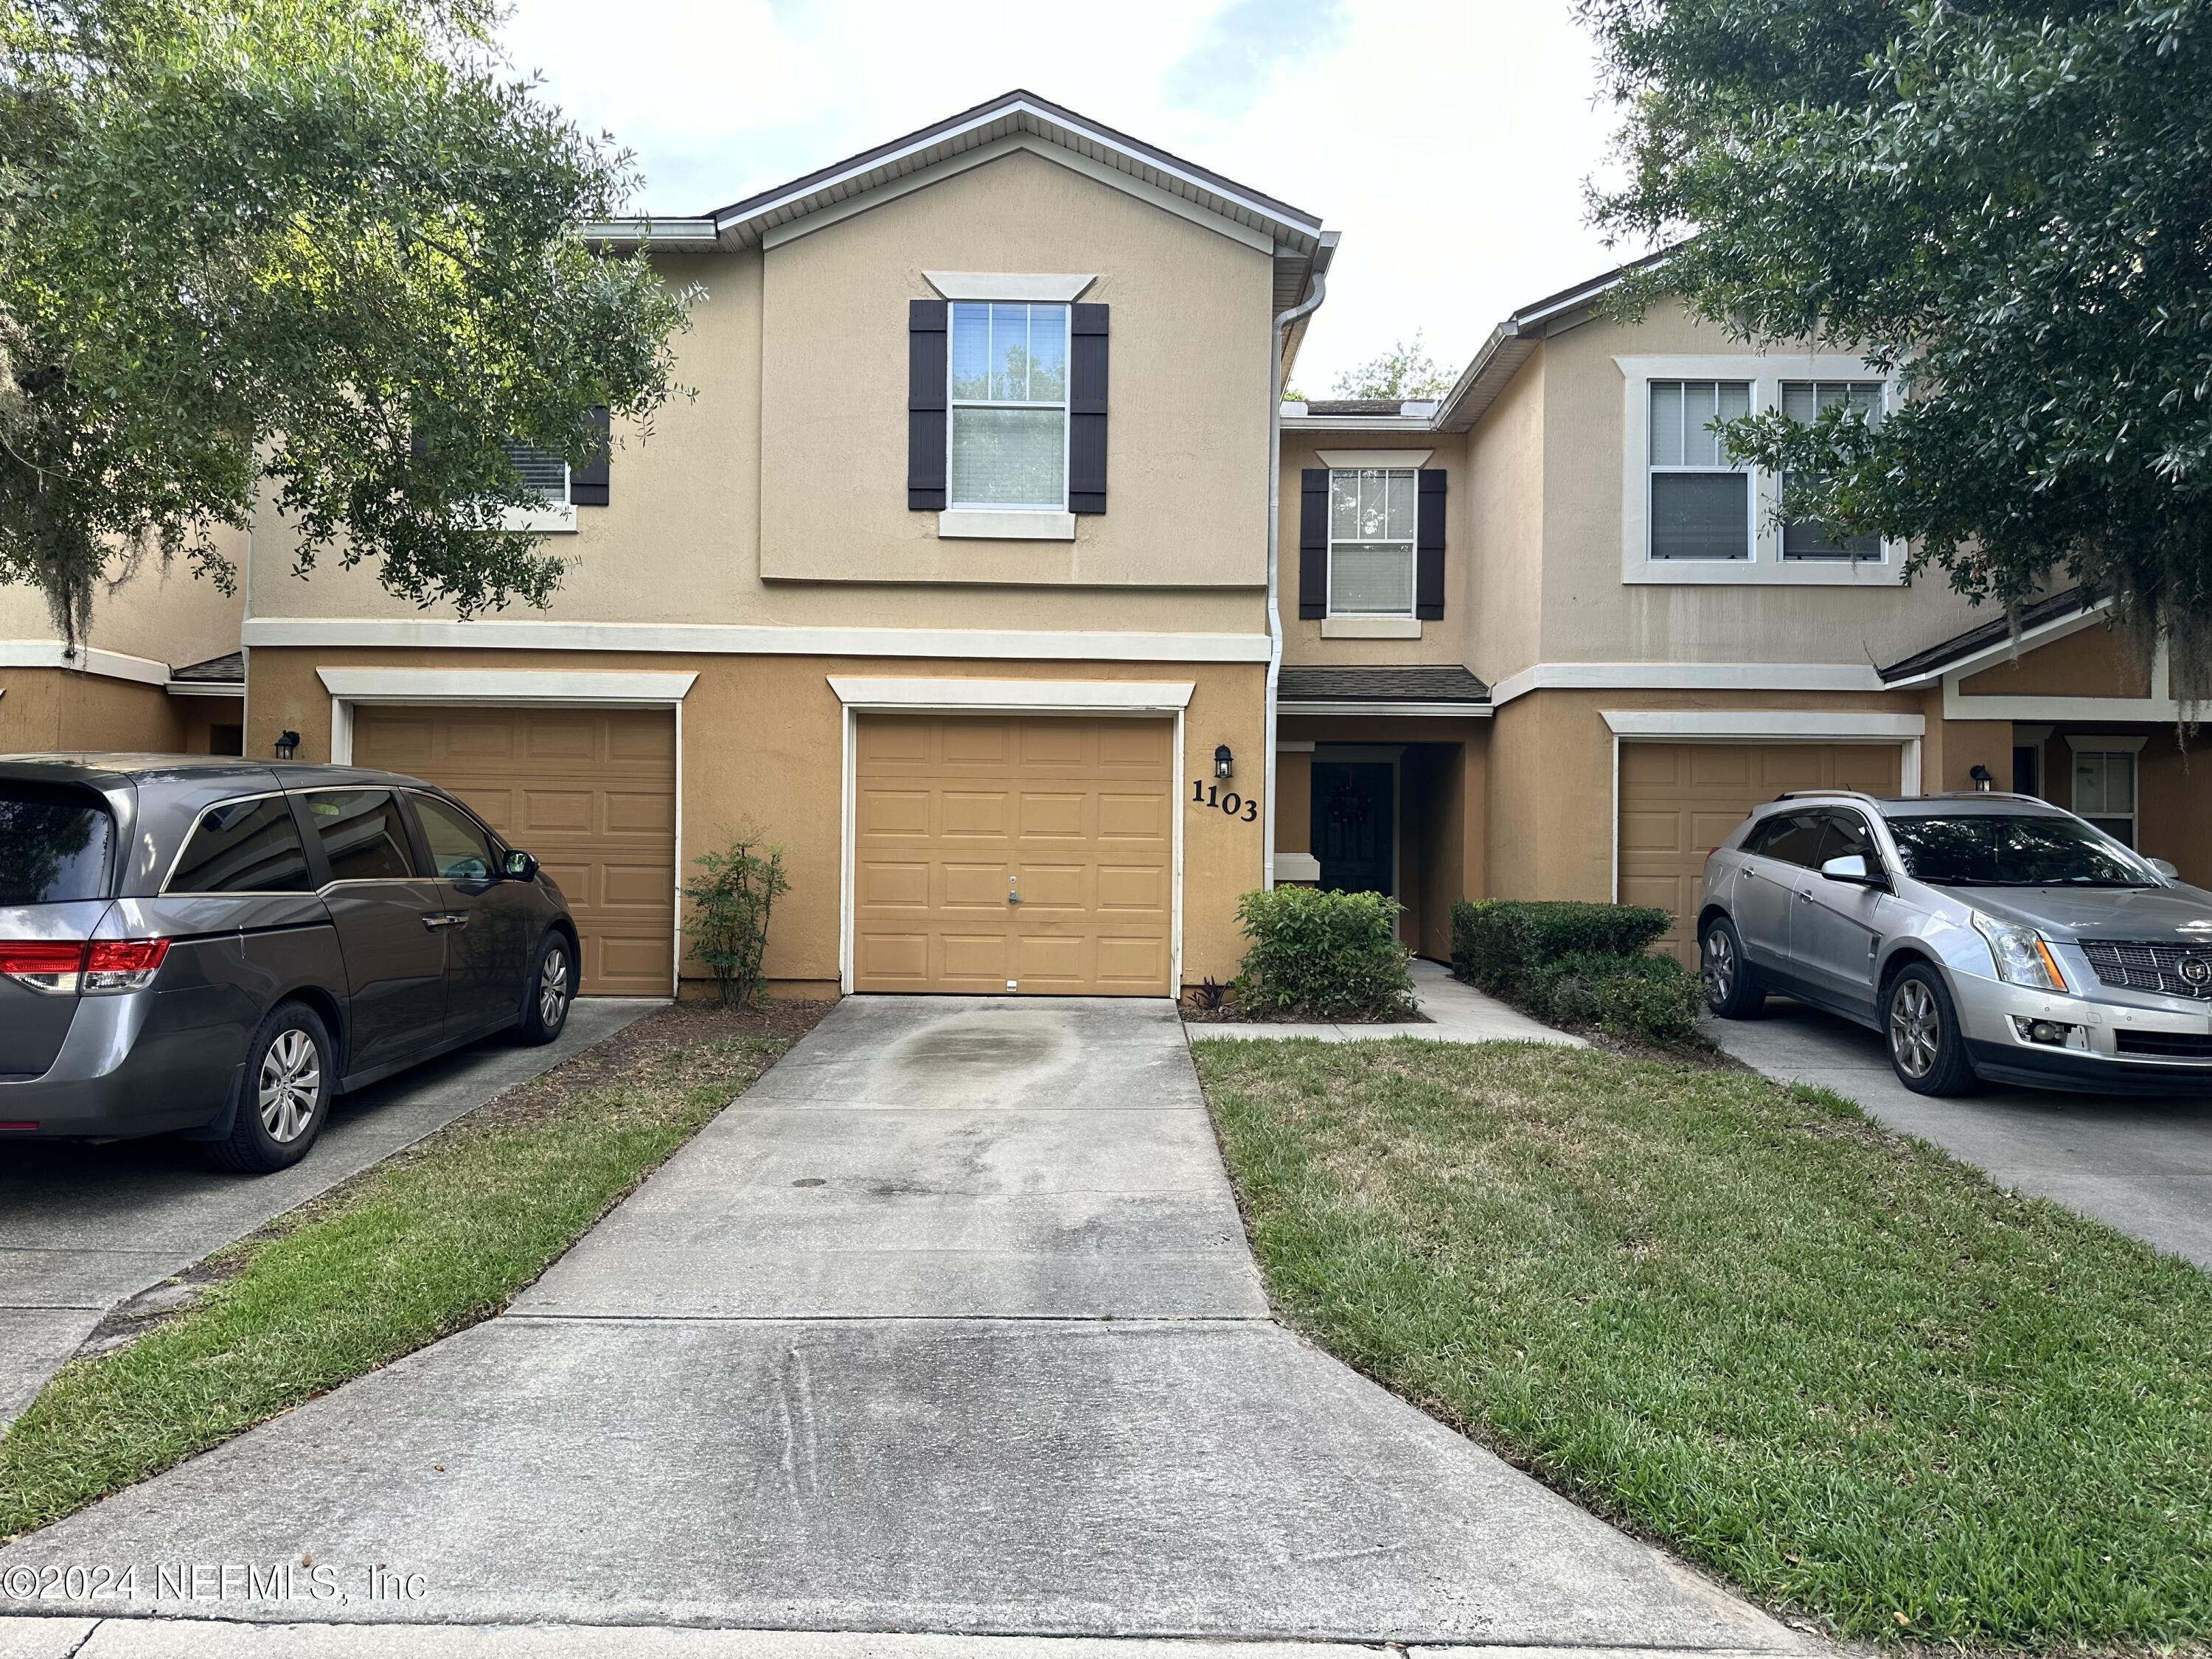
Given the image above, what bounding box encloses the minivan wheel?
[1885,964,1979,1096]
[515,933,575,1046]
[206,1002,333,1174]
[1701,916,1766,1019]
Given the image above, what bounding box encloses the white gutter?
[1263,237,1335,888]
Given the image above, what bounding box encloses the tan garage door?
[353,705,676,995]
[853,714,1174,995]
[1619,741,1902,964]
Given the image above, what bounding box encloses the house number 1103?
[1193,781,1259,822]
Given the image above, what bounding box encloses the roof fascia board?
[578,218,720,252]
[754,132,1275,257]
[1276,700,1492,717]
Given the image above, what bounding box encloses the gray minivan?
[1,755,580,1172]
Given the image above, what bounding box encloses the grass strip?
[1194,1036,2212,1651]
[0,1004,821,1541]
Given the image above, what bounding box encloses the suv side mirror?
[2150,857,2180,880]
[1820,852,1884,888]
[502,849,539,883]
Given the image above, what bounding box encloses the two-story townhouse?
[0,534,248,757]
[237,91,1330,1000]
[1277,268,2210,964]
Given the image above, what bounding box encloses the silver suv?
[1699,791,2212,1096]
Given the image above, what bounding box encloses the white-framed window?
[1328,467,1417,615]
[496,439,575,533]
[1617,354,1902,587]
[948,300,1069,511]
[2070,742,2140,846]
[1778,380,1883,560]
[1646,379,1753,561]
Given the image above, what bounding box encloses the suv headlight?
[1972,913,2068,991]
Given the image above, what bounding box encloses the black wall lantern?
[1969,763,1994,793]
[1214,744,1234,780]
[274,730,300,761]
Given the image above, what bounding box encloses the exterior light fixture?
[1214,744,1234,780]
[274,730,300,761]
[1969,763,1994,793]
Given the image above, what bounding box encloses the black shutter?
[908,299,948,510]
[1415,467,1447,619]
[1298,468,1329,619]
[570,406,611,506]
[1069,303,1109,514]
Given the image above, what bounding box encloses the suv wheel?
[515,933,575,1046]
[1885,964,1979,1096]
[1701,916,1765,1019]
[206,1001,333,1174]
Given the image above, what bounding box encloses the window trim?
[1324,465,1419,620]
[2067,734,2146,847]
[1618,354,1905,587]
[945,299,1073,518]
[1776,378,1888,563]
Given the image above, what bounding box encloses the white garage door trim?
[1601,709,1925,903]
[830,678,1189,998]
[319,667,695,992]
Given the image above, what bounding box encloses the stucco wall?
[246,647,1268,993]
[0,667,185,754]
[1461,351,1546,686]
[1958,621,2152,700]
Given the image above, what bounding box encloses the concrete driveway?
[1714,1000,2212,1269]
[0,999,654,1427]
[0,995,1800,1650]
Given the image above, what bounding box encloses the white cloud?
[498,0,1641,389]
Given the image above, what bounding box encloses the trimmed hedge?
[1234,886,1416,1021]
[1450,899,1674,992]
[1451,900,1702,1046]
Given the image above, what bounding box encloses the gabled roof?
[1876,588,2106,685]
[169,651,243,684]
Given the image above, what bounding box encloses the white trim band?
[1602,709,1924,739]
[936,509,1077,541]
[924,271,1095,302]
[0,641,173,687]
[246,617,1272,664]
[316,668,698,704]
[1315,449,1433,470]
[827,676,1194,713]
[1488,660,1888,705]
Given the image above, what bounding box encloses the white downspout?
[1264,251,1331,888]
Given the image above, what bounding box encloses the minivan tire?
[515,932,575,1046]
[206,1001,334,1174]
[1885,962,1980,1096]
[1701,915,1766,1020]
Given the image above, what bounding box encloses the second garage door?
[1618,741,1902,964]
[852,714,1175,995]
[352,704,677,995]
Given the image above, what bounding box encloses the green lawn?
[0,1001,823,1543]
[1194,1036,2212,1651]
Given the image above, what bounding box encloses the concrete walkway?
[1192,958,1584,1046]
[0,1000,655,1427]
[1714,999,2212,1269]
[0,997,1797,1649]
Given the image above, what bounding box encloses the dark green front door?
[1311,761,1394,895]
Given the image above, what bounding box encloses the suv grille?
[2115,1030,2212,1060]
[2079,939,2212,1001]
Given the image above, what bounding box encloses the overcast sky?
[499,0,1638,393]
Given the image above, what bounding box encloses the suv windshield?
[0,783,116,904]
[1883,813,2154,887]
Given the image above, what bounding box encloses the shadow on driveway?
[1711,998,2212,1269]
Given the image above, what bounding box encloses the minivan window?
[1885,814,2154,887]
[303,790,418,883]
[411,794,497,883]
[0,784,114,904]
[167,796,314,894]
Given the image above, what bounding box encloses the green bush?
[1233,886,1416,1021]
[683,830,790,1005]
[1450,899,1673,992]
[1522,951,1705,1045]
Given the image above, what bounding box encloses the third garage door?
[852,714,1174,995]
[1618,741,1902,964]
[352,704,677,995]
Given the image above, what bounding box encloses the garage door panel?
[859,860,929,909]
[852,714,1172,995]
[354,704,675,996]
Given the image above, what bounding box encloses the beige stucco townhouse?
[202,90,2207,998]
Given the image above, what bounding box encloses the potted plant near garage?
[684,831,790,1005]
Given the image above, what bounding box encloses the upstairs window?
[949,302,1068,510]
[1328,468,1416,615]
[1779,380,1883,560]
[501,439,570,506]
[1647,379,1752,560]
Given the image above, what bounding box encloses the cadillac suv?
[1,756,580,1171]
[1699,791,2212,1096]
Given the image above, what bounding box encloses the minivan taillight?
[0,938,169,995]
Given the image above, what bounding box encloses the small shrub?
[1451,899,1672,992]
[1234,886,1415,1020]
[1521,951,1705,1044]
[684,830,790,1006]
